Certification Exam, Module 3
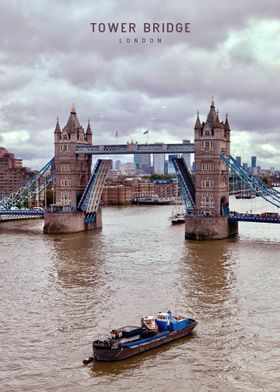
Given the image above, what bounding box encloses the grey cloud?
[0,0,280,169]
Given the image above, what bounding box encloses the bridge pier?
[185,216,238,240]
[43,209,102,234]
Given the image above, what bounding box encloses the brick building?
[101,180,176,205]
[0,147,35,197]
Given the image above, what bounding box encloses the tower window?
[200,193,214,208]
[201,141,213,149]
[201,180,214,188]
[60,164,71,171]
[60,179,71,186]
[202,163,214,170]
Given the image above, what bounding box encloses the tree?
[261,176,272,186]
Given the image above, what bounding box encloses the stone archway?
[220,196,229,216]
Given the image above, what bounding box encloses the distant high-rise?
[167,154,179,173]
[236,156,241,166]
[141,153,151,166]
[133,153,151,170]
[153,143,165,174]
[115,160,121,170]
[243,162,249,171]
[182,139,191,168]
[251,156,257,168]
[133,154,141,170]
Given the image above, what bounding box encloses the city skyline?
[0,0,279,170]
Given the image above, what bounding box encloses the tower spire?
[54,116,61,134]
[206,97,217,127]
[194,111,202,130]
[225,113,230,131]
[71,103,76,114]
[86,119,92,135]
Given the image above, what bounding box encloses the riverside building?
[0,147,35,197]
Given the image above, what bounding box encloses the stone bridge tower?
[185,98,238,239]
[54,105,92,208]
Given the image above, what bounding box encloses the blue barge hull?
[93,318,197,361]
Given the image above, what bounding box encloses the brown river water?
[0,198,279,392]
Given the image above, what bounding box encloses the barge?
[91,311,197,362]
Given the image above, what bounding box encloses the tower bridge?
[0,100,279,238]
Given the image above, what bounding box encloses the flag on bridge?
[143,129,149,135]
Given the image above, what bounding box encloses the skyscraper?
[115,160,121,170]
[251,156,257,168]
[133,153,151,170]
[153,143,165,174]
[182,139,191,168]
[141,153,151,166]
[133,154,141,169]
[236,156,241,166]
[167,154,179,173]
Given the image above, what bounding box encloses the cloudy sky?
[0,0,279,169]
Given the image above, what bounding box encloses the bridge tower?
[44,105,103,234]
[185,98,238,239]
[54,105,92,208]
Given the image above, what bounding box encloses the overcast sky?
[0,0,279,169]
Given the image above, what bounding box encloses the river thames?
[0,199,279,391]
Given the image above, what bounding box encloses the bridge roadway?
[0,209,44,219]
[229,212,280,224]
[75,142,195,155]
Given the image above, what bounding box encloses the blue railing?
[221,155,280,208]
[229,213,280,223]
[0,209,44,217]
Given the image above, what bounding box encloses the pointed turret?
[224,113,230,131]
[206,97,217,128]
[66,104,81,132]
[85,119,92,143]
[215,110,221,127]
[86,119,92,135]
[194,111,202,130]
[54,117,61,134]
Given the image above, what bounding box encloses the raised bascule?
[0,100,279,237]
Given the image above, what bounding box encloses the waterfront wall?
[43,210,102,234]
[185,216,238,240]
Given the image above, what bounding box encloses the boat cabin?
[156,312,171,331]
[156,311,190,331]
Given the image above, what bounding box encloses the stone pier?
[43,209,102,234]
[185,216,238,240]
